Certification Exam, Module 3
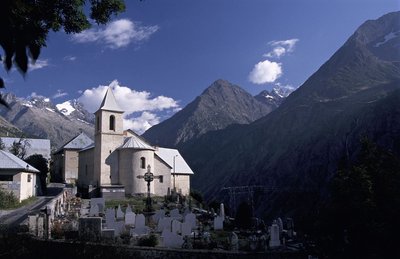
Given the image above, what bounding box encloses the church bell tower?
[93,87,124,189]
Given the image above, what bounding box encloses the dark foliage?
[0,0,125,106]
[313,138,400,258]
[235,201,252,229]
[25,154,48,195]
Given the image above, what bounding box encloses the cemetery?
[25,189,305,256]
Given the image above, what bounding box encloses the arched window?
[109,115,115,131]
[140,157,146,169]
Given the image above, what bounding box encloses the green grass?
[0,189,38,210]
[105,196,165,213]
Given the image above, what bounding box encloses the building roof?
[0,150,39,173]
[1,137,51,159]
[119,135,155,150]
[97,87,124,113]
[155,148,194,175]
[55,132,94,154]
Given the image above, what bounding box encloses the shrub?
[137,234,158,247]
[0,189,19,209]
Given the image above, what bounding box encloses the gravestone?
[90,198,105,213]
[79,217,102,241]
[116,205,124,220]
[125,212,136,226]
[184,213,196,229]
[170,208,181,219]
[135,214,145,228]
[131,213,148,235]
[171,219,182,234]
[157,217,173,232]
[220,203,225,218]
[153,209,165,223]
[108,221,125,236]
[213,216,224,230]
[277,217,283,234]
[286,218,294,238]
[105,208,116,228]
[269,223,281,248]
[161,229,184,248]
[229,232,239,251]
[89,204,99,217]
[181,221,192,236]
[126,204,133,214]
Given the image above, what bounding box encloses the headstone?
[181,221,192,236]
[116,205,124,220]
[89,204,99,217]
[277,217,283,234]
[153,209,165,223]
[157,217,173,232]
[79,217,102,241]
[110,221,125,236]
[161,229,184,248]
[90,198,105,213]
[135,214,145,229]
[249,235,258,251]
[170,208,181,219]
[229,232,239,251]
[125,212,136,226]
[269,223,281,248]
[184,213,196,229]
[105,208,116,227]
[213,216,224,230]
[171,219,181,234]
[220,203,225,218]
[126,204,133,214]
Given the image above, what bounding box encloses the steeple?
[98,87,124,113]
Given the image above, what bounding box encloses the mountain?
[0,114,23,137]
[254,87,292,109]
[0,93,94,148]
[143,79,275,147]
[56,99,95,124]
[181,12,400,218]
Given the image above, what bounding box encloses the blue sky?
[1,0,399,132]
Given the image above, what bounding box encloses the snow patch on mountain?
[375,31,400,47]
[56,101,76,116]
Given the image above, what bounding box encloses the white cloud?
[52,90,68,99]
[72,19,159,49]
[264,38,299,58]
[123,112,160,134]
[29,59,49,71]
[78,80,179,134]
[63,55,77,61]
[249,60,282,84]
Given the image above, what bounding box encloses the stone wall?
[18,238,307,259]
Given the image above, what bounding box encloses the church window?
[27,174,31,182]
[159,175,163,183]
[109,115,115,131]
[140,157,146,169]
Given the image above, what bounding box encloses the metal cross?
[137,165,161,212]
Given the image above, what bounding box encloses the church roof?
[119,135,155,150]
[0,150,39,173]
[97,87,124,112]
[155,148,194,175]
[55,132,94,154]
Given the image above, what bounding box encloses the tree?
[9,137,30,159]
[313,138,400,258]
[25,154,48,195]
[0,0,126,107]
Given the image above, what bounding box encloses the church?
[77,87,193,199]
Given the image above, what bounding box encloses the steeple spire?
[98,87,124,112]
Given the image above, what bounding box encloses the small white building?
[77,87,193,199]
[0,150,38,201]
